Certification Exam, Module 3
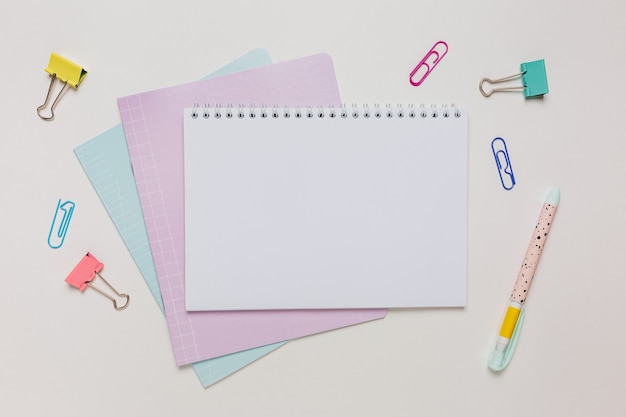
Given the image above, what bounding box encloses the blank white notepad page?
[184,105,468,310]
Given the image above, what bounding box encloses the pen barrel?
[510,201,558,304]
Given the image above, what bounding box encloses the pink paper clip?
[65,252,129,310]
[409,41,448,86]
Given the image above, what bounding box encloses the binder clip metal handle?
[479,72,525,97]
[87,273,130,311]
[65,252,129,311]
[37,74,70,120]
[37,53,87,121]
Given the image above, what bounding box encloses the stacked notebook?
[74,49,468,387]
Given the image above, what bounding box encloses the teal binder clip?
[479,59,548,98]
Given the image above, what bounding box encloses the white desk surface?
[2,1,625,416]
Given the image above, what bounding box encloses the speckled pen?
[489,188,560,371]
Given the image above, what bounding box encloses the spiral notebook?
[184,104,468,311]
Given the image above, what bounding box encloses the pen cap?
[488,309,525,372]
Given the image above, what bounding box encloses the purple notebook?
[118,54,386,366]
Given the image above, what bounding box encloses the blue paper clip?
[409,41,448,86]
[491,138,516,190]
[48,199,75,248]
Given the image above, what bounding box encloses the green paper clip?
[479,59,548,98]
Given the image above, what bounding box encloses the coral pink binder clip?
[65,252,129,310]
[409,41,448,86]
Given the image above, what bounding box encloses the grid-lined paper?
[118,54,386,366]
[73,50,285,387]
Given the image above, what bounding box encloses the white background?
[1,1,624,416]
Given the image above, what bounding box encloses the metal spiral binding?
[192,104,461,119]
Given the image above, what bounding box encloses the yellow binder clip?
[37,53,87,121]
